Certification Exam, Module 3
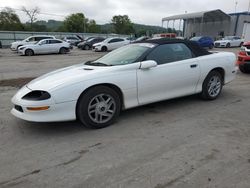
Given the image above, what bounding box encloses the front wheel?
[209,44,214,49]
[25,49,34,56]
[226,43,231,48]
[239,65,250,73]
[84,45,90,50]
[101,46,108,52]
[200,71,223,100]
[76,86,121,129]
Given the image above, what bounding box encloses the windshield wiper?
[85,61,112,66]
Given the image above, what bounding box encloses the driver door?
[137,43,201,105]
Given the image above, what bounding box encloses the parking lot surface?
[0,47,250,188]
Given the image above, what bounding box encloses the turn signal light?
[27,106,50,111]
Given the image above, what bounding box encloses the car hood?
[26,63,110,91]
[93,42,102,46]
[215,40,230,43]
[11,41,23,45]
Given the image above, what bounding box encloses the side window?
[40,40,47,45]
[34,37,41,41]
[109,39,118,43]
[108,38,124,43]
[50,40,62,44]
[146,43,193,65]
[116,39,124,42]
[27,37,35,42]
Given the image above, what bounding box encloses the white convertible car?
[11,39,236,129]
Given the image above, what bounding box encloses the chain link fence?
[0,31,129,48]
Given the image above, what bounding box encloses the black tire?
[209,44,214,49]
[76,86,121,129]
[200,71,223,100]
[240,42,244,47]
[226,43,231,48]
[59,47,67,54]
[239,65,249,73]
[84,45,90,50]
[101,46,107,52]
[25,49,34,56]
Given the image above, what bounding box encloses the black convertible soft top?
[135,38,211,57]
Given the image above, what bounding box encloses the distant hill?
[34,20,171,35]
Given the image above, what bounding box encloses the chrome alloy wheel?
[88,94,116,124]
[208,75,221,97]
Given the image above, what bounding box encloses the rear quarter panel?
[195,52,236,93]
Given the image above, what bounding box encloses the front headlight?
[22,90,51,101]
[19,47,25,50]
[240,46,246,52]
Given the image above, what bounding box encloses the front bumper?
[11,86,77,122]
[92,46,101,52]
[214,43,227,48]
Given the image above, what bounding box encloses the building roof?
[162,9,231,22]
[229,11,250,16]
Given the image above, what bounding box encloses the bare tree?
[21,6,40,28]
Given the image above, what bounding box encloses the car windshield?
[223,36,234,40]
[190,37,202,41]
[86,44,154,66]
[102,38,113,43]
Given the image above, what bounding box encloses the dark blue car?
[190,36,214,49]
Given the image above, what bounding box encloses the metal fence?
[0,31,129,47]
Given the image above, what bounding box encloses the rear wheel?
[77,86,121,129]
[59,47,67,54]
[25,49,34,56]
[240,42,244,47]
[200,71,223,100]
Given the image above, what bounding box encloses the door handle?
[190,64,198,68]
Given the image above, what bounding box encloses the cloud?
[2,0,249,25]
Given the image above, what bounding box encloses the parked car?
[17,39,71,56]
[92,37,130,52]
[10,35,56,51]
[11,39,236,129]
[78,37,105,50]
[190,36,214,49]
[214,36,244,48]
[77,37,95,48]
[63,36,82,46]
[237,41,250,73]
[134,36,150,42]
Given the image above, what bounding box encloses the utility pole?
[248,0,250,13]
[235,0,238,14]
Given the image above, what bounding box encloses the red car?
[237,41,250,73]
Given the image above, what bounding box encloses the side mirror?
[140,60,157,69]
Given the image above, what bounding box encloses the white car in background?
[18,39,71,56]
[214,36,244,48]
[63,36,82,46]
[92,37,130,52]
[10,35,55,51]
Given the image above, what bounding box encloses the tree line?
[0,7,174,36]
